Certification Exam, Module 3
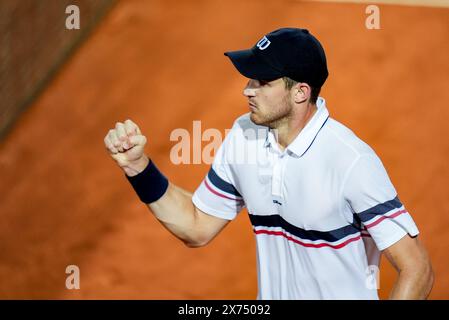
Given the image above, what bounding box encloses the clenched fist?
[104,119,149,176]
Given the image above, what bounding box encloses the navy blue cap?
[224,28,328,88]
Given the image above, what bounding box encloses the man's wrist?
[126,158,169,204]
[123,156,150,177]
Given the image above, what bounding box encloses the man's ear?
[293,83,310,103]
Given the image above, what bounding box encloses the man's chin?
[249,112,259,123]
[249,113,267,126]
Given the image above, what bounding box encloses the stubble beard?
[250,95,293,129]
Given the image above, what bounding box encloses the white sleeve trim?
[192,193,237,221]
[376,228,420,251]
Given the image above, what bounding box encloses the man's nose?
[243,79,257,97]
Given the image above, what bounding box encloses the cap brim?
[224,49,282,81]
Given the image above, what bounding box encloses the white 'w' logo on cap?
[256,36,271,50]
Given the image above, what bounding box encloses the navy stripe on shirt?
[249,213,363,243]
[207,167,242,198]
[357,196,403,223]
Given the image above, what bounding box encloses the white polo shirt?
[192,97,419,300]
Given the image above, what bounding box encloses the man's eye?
[259,80,268,86]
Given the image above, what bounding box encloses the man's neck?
[274,102,317,151]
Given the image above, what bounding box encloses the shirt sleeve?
[192,125,245,220]
[343,153,419,251]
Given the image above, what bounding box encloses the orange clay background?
[0,0,448,299]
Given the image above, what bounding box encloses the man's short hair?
[282,77,321,105]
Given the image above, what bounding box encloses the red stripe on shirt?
[204,178,240,201]
[365,209,407,229]
[254,229,362,249]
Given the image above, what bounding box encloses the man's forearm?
[104,121,209,247]
[123,155,201,246]
[148,183,202,246]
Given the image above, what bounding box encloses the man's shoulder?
[322,117,376,158]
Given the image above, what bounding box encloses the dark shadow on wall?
[0,0,117,141]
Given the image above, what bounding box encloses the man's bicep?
[383,234,428,272]
[343,154,419,251]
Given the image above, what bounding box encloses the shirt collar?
[264,97,329,157]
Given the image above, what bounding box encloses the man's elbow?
[183,234,212,248]
[405,257,435,298]
[184,240,208,248]
[423,260,435,297]
[417,253,435,297]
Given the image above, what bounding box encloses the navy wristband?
[126,160,169,204]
